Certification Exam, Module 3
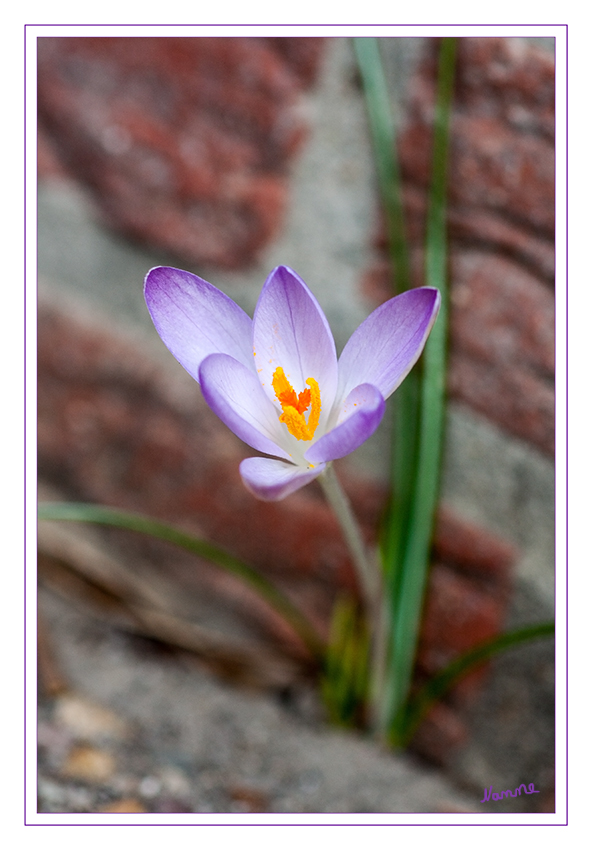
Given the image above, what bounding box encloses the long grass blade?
[353,36,419,625]
[38,501,325,661]
[382,37,457,741]
[353,37,412,294]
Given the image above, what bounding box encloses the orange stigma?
[272,366,321,441]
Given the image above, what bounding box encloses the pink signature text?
[481,783,540,802]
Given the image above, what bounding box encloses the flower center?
[272,366,321,442]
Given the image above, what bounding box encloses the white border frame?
[24,22,567,830]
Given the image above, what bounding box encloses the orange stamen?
[272,367,321,441]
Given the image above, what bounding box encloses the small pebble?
[159,766,191,797]
[138,775,162,798]
[55,693,128,741]
[99,797,147,813]
[61,745,116,783]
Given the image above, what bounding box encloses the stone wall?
[37,36,556,800]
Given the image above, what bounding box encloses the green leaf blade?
[382,37,457,741]
[38,501,325,661]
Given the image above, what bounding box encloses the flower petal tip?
[239,457,325,501]
[144,266,253,380]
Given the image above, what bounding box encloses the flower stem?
[318,463,386,732]
[318,464,378,612]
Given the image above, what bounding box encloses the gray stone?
[39,588,481,814]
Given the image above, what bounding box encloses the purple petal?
[305,384,385,464]
[144,266,254,381]
[239,456,326,501]
[199,354,291,460]
[252,266,338,427]
[337,288,440,402]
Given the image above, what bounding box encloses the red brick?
[418,563,508,673]
[408,700,468,765]
[37,37,325,269]
[400,38,555,251]
[416,560,509,705]
[363,37,555,455]
[434,506,516,583]
[448,349,555,457]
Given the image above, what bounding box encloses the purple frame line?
[25,23,566,827]
[24,20,27,831]
[564,21,568,829]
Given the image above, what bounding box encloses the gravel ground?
[38,588,485,818]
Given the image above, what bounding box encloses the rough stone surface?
[35,36,556,813]
[37,36,325,269]
[36,588,502,815]
[444,581,555,809]
[399,37,555,280]
[36,39,555,605]
[447,251,555,457]
[364,37,555,456]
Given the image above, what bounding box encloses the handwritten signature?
[481,783,540,802]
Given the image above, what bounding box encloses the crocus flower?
[144,265,440,501]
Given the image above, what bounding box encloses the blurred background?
[37,35,555,814]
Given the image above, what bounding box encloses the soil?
[38,587,483,818]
